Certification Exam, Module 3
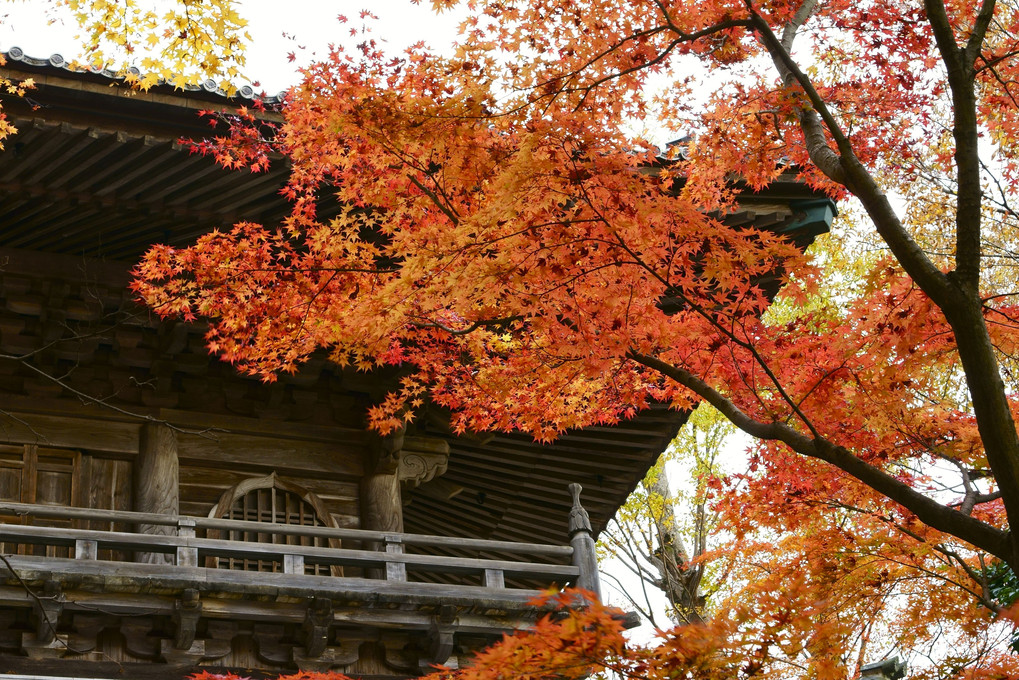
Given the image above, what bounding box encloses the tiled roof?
[4,46,288,104]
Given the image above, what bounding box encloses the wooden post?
[384,537,407,582]
[484,569,505,589]
[284,554,306,574]
[75,539,98,560]
[176,518,198,567]
[361,431,404,578]
[568,483,601,601]
[134,423,179,565]
[360,472,404,534]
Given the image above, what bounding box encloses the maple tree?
[124,0,1019,675]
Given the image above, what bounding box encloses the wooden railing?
[0,485,601,598]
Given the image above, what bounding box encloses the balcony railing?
[0,483,600,609]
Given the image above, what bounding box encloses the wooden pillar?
[568,483,601,601]
[360,431,404,579]
[360,471,404,534]
[135,423,179,565]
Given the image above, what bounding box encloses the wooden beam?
[0,410,140,453]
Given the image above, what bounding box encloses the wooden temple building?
[0,49,836,678]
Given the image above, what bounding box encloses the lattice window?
[209,473,340,576]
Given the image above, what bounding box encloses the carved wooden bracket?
[172,588,202,650]
[369,429,451,487]
[159,638,231,666]
[293,639,360,671]
[32,580,63,645]
[370,429,405,476]
[425,604,458,666]
[398,436,451,489]
[301,597,333,658]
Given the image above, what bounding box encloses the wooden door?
[0,444,80,557]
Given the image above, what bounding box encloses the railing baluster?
[177,518,198,567]
[75,538,97,560]
[177,518,196,538]
[385,536,407,582]
[484,568,505,589]
[284,554,305,574]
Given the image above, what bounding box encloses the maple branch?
[779,0,818,52]
[570,37,685,110]
[815,496,998,608]
[410,316,523,336]
[965,0,999,67]
[744,1,848,182]
[1,356,221,438]
[0,553,96,655]
[522,9,754,113]
[924,0,982,285]
[749,1,954,305]
[626,351,1015,569]
[408,174,460,226]
[600,569,659,628]
[562,168,825,438]
[976,46,1019,72]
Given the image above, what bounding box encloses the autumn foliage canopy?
[116,0,1019,675]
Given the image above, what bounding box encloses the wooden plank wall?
[0,412,366,541]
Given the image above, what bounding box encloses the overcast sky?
[0,1,465,92]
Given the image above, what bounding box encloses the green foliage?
[985,561,1019,652]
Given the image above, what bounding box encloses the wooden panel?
[0,445,26,556]
[85,455,133,561]
[0,411,140,453]
[176,432,363,478]
[35,448,76,507]
[0,445,24,502]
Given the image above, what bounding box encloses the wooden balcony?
[0,487,601,676]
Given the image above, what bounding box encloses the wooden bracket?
[369,429,405,475]
[398,436,451,489]
[159,638,230,667]
[426,604,458,666]
[32,580,64,645]
[301,597,333,658]
[172,588,202,650]
[293,639,361,672]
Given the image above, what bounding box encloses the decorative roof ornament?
[568,483,593,537]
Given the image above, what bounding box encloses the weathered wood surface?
[0,554,556,611]
[0,586,534,634]
[568,483,602,599]
[177,432,364,478]
[0,409,141,453]
[0,522,580,580]
[136,423,179,564]
[0,501,574,555]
